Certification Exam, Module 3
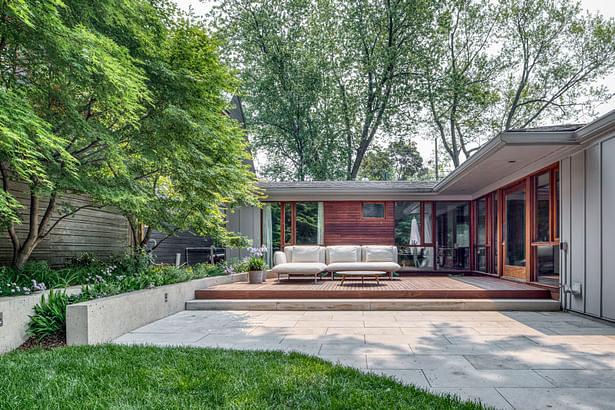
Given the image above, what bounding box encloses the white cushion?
[270,263,327,274]
[326,246,361,264]
[274,251,287,265]
[283,246,325,263]
[362,246,396,262]
[326,261,400,272]
[291,246,322,263]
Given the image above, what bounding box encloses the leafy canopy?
[0,0,259,268]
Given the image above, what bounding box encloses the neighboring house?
[0,181,130,267]
[228,109,615,323]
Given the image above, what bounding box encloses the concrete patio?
[113,310,615,410]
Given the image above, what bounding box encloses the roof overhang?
[256,110,615,200]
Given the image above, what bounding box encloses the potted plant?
[247,247,268,284]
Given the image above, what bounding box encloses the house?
[226,109,615,322]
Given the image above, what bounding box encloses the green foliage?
[26,290,79,339]
[0,0,259,269]
[247,257,266,271]
[359,138,428,181]
[0,345,484,409]
[214,0,437,181]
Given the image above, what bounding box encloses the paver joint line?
[112,309,615,410]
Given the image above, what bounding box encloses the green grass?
[0,345,487,409]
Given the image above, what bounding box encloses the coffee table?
[337,271,386,285]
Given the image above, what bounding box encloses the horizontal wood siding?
[150,230,212,265]
[324,201,395,246]
[0,180,130,266]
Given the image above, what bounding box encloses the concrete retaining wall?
[0,286,81,354]
[66,273,247,346]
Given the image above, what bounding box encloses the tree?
[0,0,259,269]
[213,0,437,180]
[213,0,345,181]
[358,137,427,181]
[420,0,502,168]
[498,0,615,130]
[421,0,615,169]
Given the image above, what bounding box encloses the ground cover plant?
[0,345,486,409]
[0,251,226,298]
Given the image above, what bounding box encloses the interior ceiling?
[439,145,567,195]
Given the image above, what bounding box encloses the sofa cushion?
[271,263,327,274]
[326,246,361,264]
[283,246,325,263]
[291,246,322,263]
[326,261,400,272]
[362,246,396,262]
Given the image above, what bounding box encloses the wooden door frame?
[501,181,530,280]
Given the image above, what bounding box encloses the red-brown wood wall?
[324,201,395,246]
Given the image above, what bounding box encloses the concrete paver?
[113,310,615,409]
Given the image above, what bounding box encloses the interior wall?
[560,134,615,321]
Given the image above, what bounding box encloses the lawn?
[0,345,486,409]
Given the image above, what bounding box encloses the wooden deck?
[195,275,552,300]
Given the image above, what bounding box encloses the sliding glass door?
[436,202,470,270]
[262,202,324,266]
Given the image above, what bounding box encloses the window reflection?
[395,202,421,245]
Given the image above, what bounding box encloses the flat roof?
[257,110,615,199]
[259,180,435,192]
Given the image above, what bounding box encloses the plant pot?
[248,270,264,284]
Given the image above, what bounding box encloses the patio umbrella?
[410,217,420,267]
[410,217,420,245]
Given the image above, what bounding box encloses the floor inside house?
[114,309,615,410]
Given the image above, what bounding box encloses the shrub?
[26,289,81,339]
[247,257,266,271]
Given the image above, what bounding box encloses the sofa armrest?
[274,251,287,266]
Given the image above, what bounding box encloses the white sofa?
[271,245,400,283]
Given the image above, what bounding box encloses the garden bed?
[0,286,81,354]
[66,273,247,346]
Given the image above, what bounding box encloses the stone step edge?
[185,298,560,311]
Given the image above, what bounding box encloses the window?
[363,202,385,218]
[295,202,320,245]
[284,203,293,244]
[531,166,560,285]
[265,202,324,252]
[504,187,526,267]
[555,169,560,239]
[535,172,551,242]
[395,202,421,245]
[423,203,433,244]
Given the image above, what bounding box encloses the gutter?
[574,108,615,142]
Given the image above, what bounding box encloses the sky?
[175,0,615,168]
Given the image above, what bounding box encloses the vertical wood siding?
[0,180,130,267]
[324,201,395,246]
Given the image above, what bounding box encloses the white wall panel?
[560,158,572,310]
[570,152,586,313]
[602,138,615,320]
[585,145,601,316]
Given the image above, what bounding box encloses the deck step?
[186,298,560,311]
